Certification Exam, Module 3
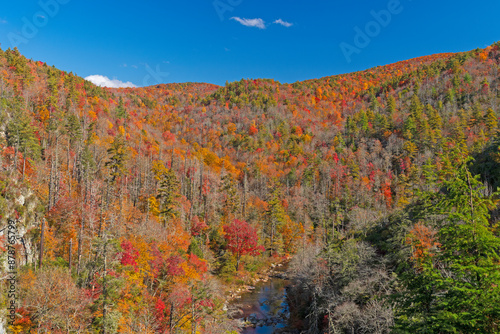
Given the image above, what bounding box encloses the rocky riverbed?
[227,262,299,334]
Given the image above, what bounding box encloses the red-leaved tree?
[224,219,263,271]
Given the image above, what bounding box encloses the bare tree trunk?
[236,254,241,271]
[68,239,72,270]
[270,219,276,256]
[13,131,19,173]
[99,192,104,239]
[48,151,54,212]
[20,237,28,265]
[203,195,207,222]
[191,301,197,334]
[22,148,27,181]
[39,219,45,269]
[54,136,60,206]
[77,196,84,275]
[119,180,124,227]
[67,141,72,195]
[169,303,175,333]
[102,240,107,334]
[242,172,248,218]
[199,162,203,215]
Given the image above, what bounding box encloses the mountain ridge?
[0,41,498,333]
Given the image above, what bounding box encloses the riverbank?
[226,258,290,301]
[225,258,298,333]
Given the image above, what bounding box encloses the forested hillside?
[0,42,499,333]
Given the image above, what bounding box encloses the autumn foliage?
[224,219,264,270]
[406,223,441,264]
[0,42,499,333]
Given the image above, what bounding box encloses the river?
[228,270,291,334]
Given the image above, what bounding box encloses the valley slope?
[0,43,499,333]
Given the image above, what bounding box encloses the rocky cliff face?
[0,175,40,263]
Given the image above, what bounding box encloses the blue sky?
[0,0,499,87]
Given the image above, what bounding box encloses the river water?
[229,274,291,334]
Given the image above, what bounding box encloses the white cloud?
[231,17,266,29]
[274,19,293,27]
[85,75,137,88]
[0,19,7,24]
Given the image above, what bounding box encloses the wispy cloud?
[85,75,137,88]
[231,17,266,29]
[274,19,293,27]
[0,19,7,24]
